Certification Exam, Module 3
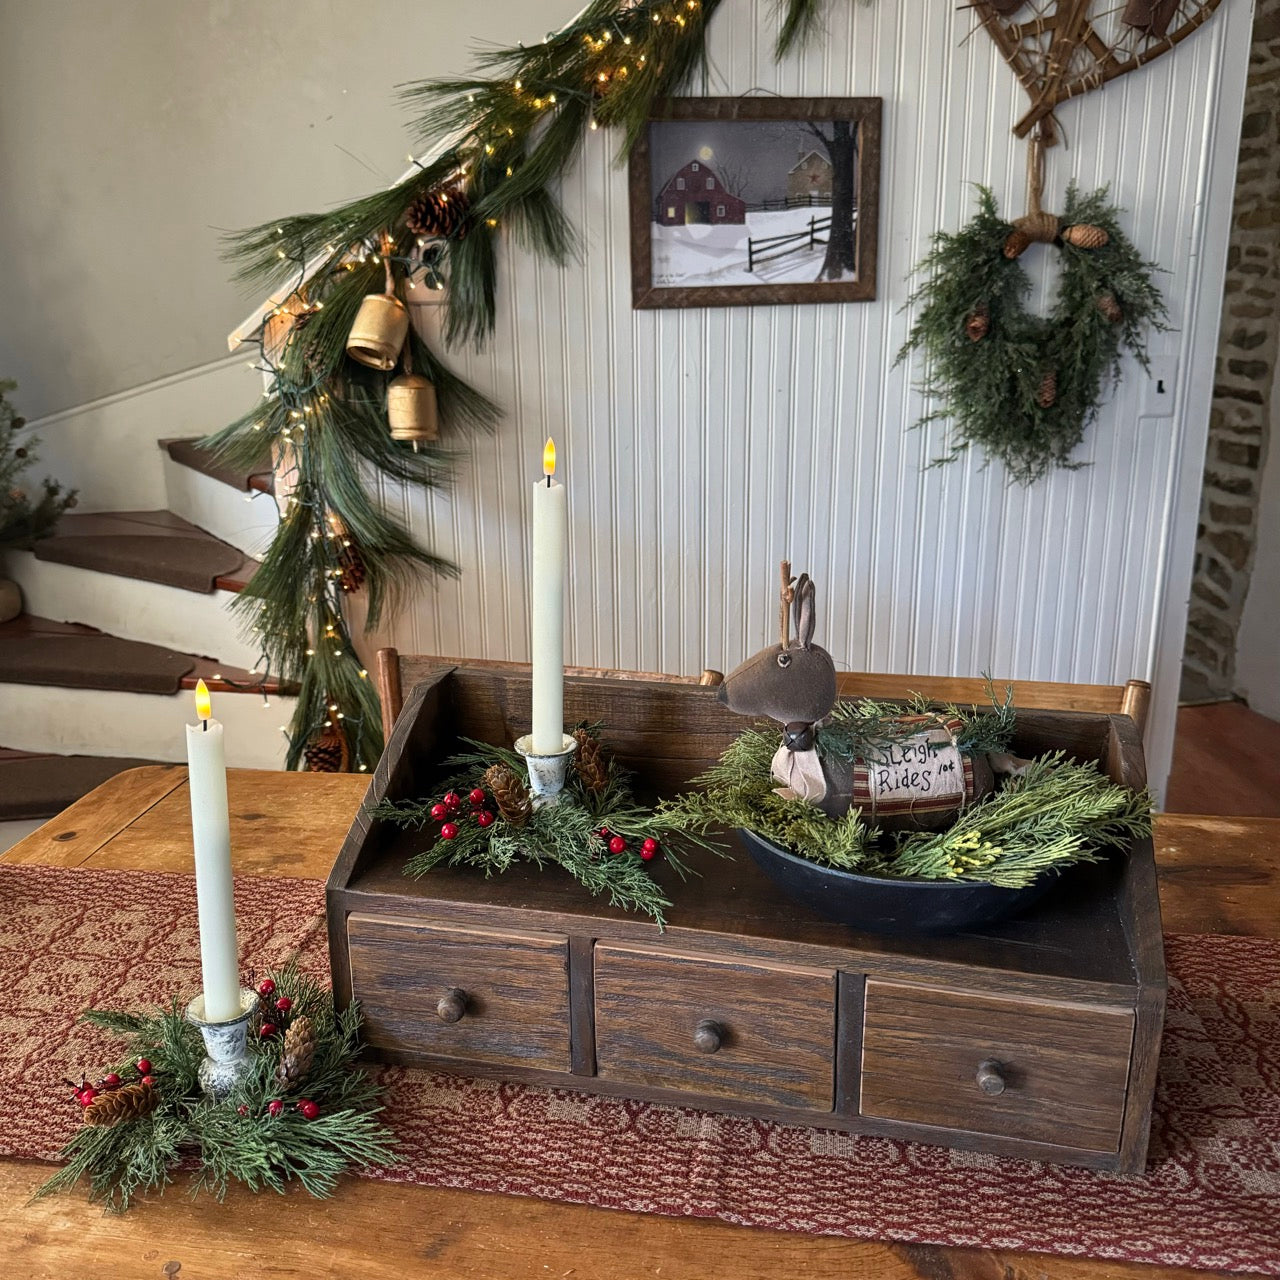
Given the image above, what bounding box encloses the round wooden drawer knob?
[976,1059,1006,1095]
[436,988,468,1023]
[693,1019,724,1054]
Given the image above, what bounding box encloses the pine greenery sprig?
[897,184,1169,482]
[35,968,394,1213]
[661,715,1152,887]
[817,679,1016,763]
[891,753,1154,886]
[0,379,77,551]
[371,730,724,925]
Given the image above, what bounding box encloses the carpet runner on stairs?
[0,614,283,694]
[0,751,164,821]
[31,511,259,593]
[160,438,273,495]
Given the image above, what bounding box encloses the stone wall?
[1183,0,1280,698]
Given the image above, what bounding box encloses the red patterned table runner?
[2,863,1276,1274]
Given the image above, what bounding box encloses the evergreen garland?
[0,379,77,551]
[371,728,723,925]
[897,184,1168,483]
[37,968,393,1212]
[208,0,840,771]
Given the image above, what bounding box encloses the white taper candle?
[531,438,568,754]
[185,680,242,1024]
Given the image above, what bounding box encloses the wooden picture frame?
[629,97,882,310]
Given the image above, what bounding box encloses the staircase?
[0,439,293,849]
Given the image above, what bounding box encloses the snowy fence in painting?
[746,215,833,273]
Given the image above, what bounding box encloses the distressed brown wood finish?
[628,97,882,310]
[860,980,1134,1151]
[329,661,1167,1174]
[347,915,573,1073]
[3,765,1273,1280]
[594,945,836,1110]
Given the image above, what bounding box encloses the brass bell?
[387,373,438,443]
[346,293,410,370]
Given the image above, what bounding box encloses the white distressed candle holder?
[185,988,258,1100]
[514,734,577,808]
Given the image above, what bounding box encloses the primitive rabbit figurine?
[718,564,1005,832]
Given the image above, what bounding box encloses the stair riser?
[2,552,263,669]
[162,455,278,558]
[0,684,294,770]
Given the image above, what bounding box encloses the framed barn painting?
[629,97,881,310]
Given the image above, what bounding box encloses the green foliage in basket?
[660,695,1152,887]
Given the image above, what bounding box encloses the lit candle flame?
[543,438,557,479]
[194,678,212,722]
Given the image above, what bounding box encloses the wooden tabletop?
[3,766,1276,1280]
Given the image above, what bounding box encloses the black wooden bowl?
[738,828,1054,935]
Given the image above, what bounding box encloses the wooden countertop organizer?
[327,662,1165,1173]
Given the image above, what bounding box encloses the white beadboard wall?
[375,0,1253,801]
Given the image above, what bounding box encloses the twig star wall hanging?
[899,0,1221,481]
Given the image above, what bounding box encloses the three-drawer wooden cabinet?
[328,663,1165,1173]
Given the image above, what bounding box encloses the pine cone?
[406,185,469,239]
[483,763,532,828]
[276,1014,316,1089]
[337,542,366,593]
[1037,370,1058,409]
[965,307,990,342]
[85,1081,160,1127]
[1002,229,1032,260]
[304,727,349,773]
[572,729,609,794]
[1063,223,1109,250]
[1097,292,1123,325]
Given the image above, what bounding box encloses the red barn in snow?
[653,159,746,226]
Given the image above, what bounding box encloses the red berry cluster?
[431,787,495,841]
[255,977,295,1040]
[597,829,661,863]
[68,1055,157,1107]
[261,1097,320,1121]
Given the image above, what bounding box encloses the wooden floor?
[1166,701,1280,817]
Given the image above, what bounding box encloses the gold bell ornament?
[345,255,410,371]
[387,344,438,447]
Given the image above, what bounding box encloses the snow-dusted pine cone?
[1037,370,1058,409]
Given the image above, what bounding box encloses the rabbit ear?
[794,574,816,649]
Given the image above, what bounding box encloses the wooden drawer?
[860,979,1135,1152]
[347,913,571,1073]
[593,944,836,1111]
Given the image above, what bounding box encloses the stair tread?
[0,615,287,695]
[0,750,169,821]
[161,438,273,494]
[31,511,259,594]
